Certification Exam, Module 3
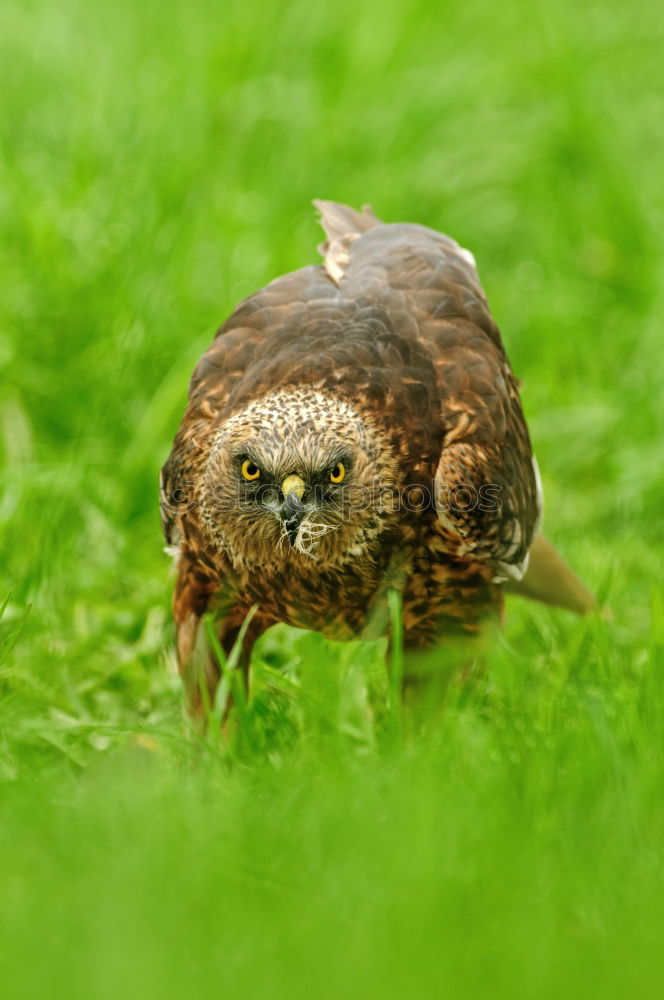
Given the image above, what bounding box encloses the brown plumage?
[161,201,594,716]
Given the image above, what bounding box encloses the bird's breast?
[235,556,392,640]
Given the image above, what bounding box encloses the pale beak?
[280,475,306,545]
[281,474,306,499]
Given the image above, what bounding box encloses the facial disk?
[198,389,400,571]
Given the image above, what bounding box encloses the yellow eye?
[241,459,261,481]
[330,462,345,484]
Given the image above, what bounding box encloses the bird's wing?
[315,201,597,614]
[314,201,596,610]
[314,199,540,581]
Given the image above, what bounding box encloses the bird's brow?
[232,444,264,465]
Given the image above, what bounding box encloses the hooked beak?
[280,475,306,545]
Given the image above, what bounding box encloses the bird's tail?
[313,199,380,284]
[314,199,380,241]
[502,533,596,615]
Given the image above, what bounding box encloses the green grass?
[1,0,663,995]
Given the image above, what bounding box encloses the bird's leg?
[397,642,463,733]
[176,612,257,727]
[176,609,218,724]
[172,550,218,723]
[172,556,267,726]
[393,625,493,734]
[216,613,262,698]
[187,609,268,729]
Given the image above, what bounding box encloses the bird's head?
[199,388,400,571]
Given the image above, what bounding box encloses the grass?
[1,0,663,995]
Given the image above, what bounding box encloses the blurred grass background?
[1,0,663,996]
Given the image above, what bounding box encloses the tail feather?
[313,200,380,284]
[503,533,596,615]
[313,199,380,242]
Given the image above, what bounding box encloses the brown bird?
[160,201,594,717]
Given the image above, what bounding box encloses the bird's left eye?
[241,460,261,481]
[330,462,345,484]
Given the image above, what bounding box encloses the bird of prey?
[160,200,594,716]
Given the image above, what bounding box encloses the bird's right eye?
[241,460,261,481]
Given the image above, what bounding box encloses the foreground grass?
[1,0,663,995]
[2,611,663,998]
